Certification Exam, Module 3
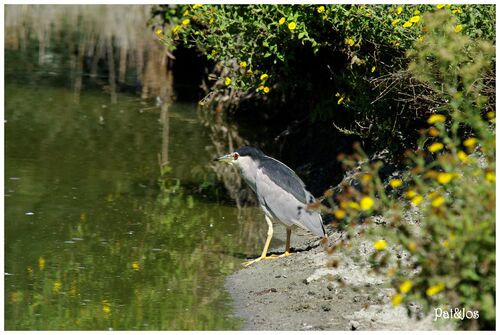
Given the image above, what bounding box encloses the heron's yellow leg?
[242,216,279,267]
[278,228,293,258]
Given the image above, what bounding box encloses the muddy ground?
[225,224,454,331]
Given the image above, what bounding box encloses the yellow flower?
[403,21,413,28]
[263,86,270,93]
[10,291,19,303]
[172,25,181,33]
[428,127,440,137]
[486,111,495,119]
[409,15,420,23]
[288,22,297,30]
[53,280,62,293]
[411,195,424,206]
[256,85,264,91]
[334,209,346,219]
[224,77,232,86]
[374,240,387,251]
[391,18,401,25]
[437,172,454,184]
[361,174,372,184]
[239,61,247,68]
[408,241,417,251]
[209,17,214,25]
[183,10,189,16]
[397,6,403,14]
[371,66,376,73]
[102,300,112,314]
[431,196,445,207]
[426,283,445,296]
[391,293,403,306]
[452,8,462,14]
[132,261,140,270]
[400,280,412,294]
[457,150,468,163]
[454,24,463,33]
[155,28,163,35]
[428,142,444,153]
[486,172,496,183]
[317,6,325,13]
[405,189,417,199]
[389,178,403,188]
[442,239,449,248]
[436,4,445,9]
[463,137,477,148]
[193,4,203,9]
[279,17,286,25]
[39,256,45,271]
[348,201,360,210]
[414,10,421,15]
[182,19,190,26]
[337,96,344,105]
[427,114,446,124]
[360,196,374,211]
[428,191,440,200]
[260,73,269,81]
[346,37,355,46]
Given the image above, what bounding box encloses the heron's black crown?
[235,146,265,158]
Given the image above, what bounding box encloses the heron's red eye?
[233,153,239,160]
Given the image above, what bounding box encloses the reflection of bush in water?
[6,178,243,330]
[5,5,169,100]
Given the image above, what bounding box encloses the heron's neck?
[234,156,258,192]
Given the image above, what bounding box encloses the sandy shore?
[225,224,453,331]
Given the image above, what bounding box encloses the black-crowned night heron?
[214,146,326,266]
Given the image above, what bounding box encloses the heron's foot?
[242,252,294,267]
[278,251,293,258]
[242,254,280,267]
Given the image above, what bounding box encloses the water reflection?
[4,4,270,330]
[4,81,266,330]
[5,5,169,101]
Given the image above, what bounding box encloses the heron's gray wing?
[258,156,310,204]
[255,167,325,237]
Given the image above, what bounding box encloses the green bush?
[153,4,494,148]
[320,11,495,330]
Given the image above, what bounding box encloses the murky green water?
[4,53,262,330]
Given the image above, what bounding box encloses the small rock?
[327,282,335,291]
[349,320,360,330]
[307,291,316,296]
[321,305,331,312]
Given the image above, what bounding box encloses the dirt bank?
[225,224,453,331]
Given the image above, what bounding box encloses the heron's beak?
[213,154,233,163]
